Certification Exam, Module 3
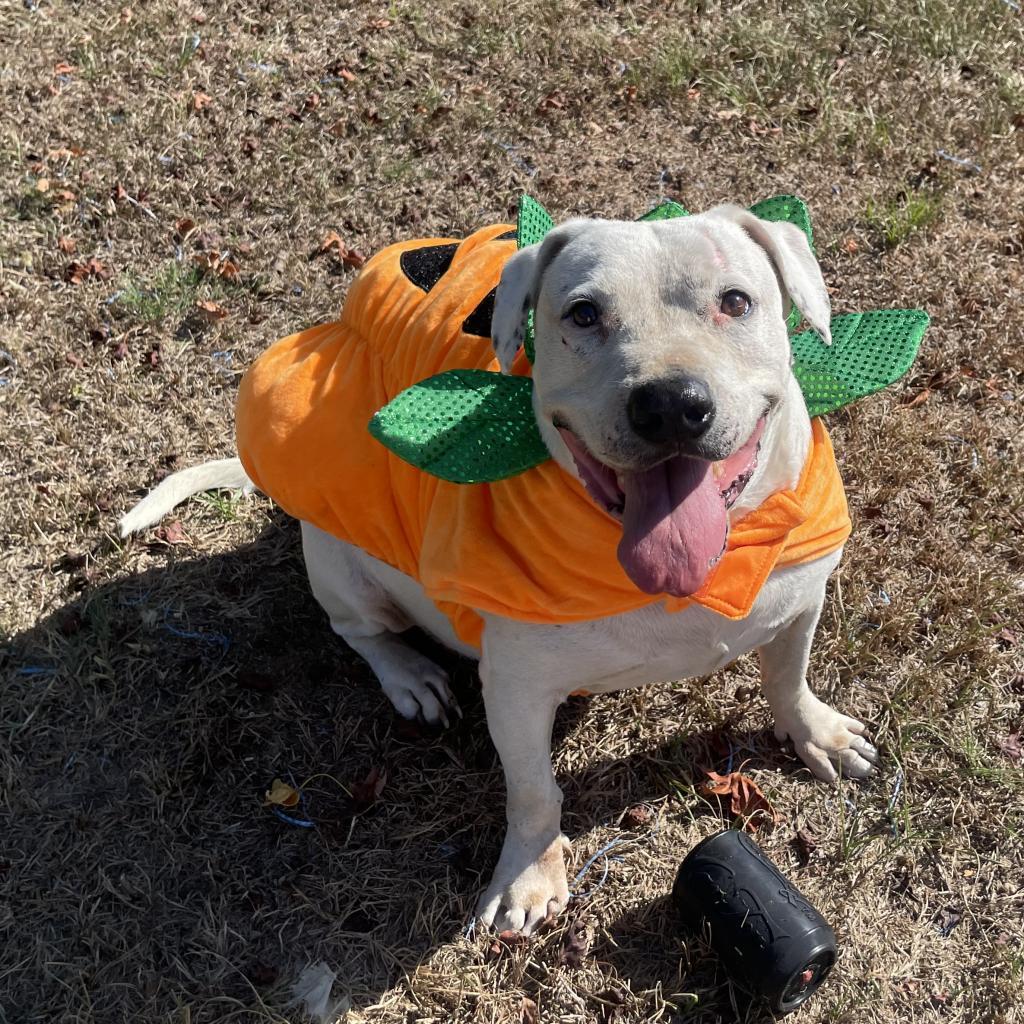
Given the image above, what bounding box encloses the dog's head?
[491,205,831,598]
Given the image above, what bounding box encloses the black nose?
[627,376,715,444]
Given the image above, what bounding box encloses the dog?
[120,204,878,936]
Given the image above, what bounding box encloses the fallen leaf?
[997,731,1022,763]
[621,804,652,829]
[111,181,127,202]
[559,917,590,968]
[342,248,366,269]
[265,778,301,808]
[318,230,346,256]
[174,217,197,239]
[366,17,392,30]
[701,770,780,832]
[195,299,228,322]
[111,340,130,360]
[537,91,565,112]
[521,997,539,1024]
[996,627,1019,648]
[56,189,77,202]
[53,61,76,76]
[304,92,320,111]
[193,91,212,112]
[57,236,76,254]
[900,388,932,408]
[338,67,357,82]
[240,136,259,155]
[155,519,186,544]
[842,238,859,254]
[65,258,110,284]
[35,178,50,193]
[66,352,84,368]
[793,828,818,865]
[350,766,386,811]
[486,928,529,960]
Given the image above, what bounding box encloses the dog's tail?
[118,457,254,537]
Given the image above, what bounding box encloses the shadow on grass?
[4,510,815,1022]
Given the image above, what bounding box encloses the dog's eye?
[568,300,600,328]
[720,290,752,318]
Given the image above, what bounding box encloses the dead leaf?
[111,181,127,202]
[193,251,240,281]
[486,929,528,960]
[195,299,228,322]
[559,917,590,968]
[537,91,565,112]
[192,91,212,112]
[174,217,197,239]
[842,238,859,254]
[366,17,393,30]
[35,178,50,193]
[53,61,76,76]
[318,230,345,256]
[342,248,366,269]
[265,778,301,808]
[338,67,357,82]
[57,236,76,254]
[240,135,259,155]
[304,93,320,111]
[350,766,386,811]
[793,828,818,865]
[701,770,780,832]
[65,258,110,284]
[900,388,932,408]
[56,189,77,203]
[521,997,539,1024]
[998,731,1022,763]
[155,519,186,544]
[621,804,652,829]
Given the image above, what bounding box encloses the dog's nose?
[627,377,715,444]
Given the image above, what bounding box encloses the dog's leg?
[301,522,459,726]
[476,650,570,935]
[758,593,879,781]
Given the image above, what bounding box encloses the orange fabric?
[236,224,851,653]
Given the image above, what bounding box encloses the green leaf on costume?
[369,369,548,483]
[792,309,931,417]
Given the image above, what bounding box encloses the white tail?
[118,457,254,537]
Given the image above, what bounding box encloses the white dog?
[120,205,878,936]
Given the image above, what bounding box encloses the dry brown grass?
[2,1,1023,1022]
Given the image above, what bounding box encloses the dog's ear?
[710,205,832,345]
[492,226,575,372]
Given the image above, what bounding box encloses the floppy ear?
[491,244,542,373]
[711,205,832,344]
[491,225,576,372]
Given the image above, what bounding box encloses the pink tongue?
[617,456,727,597]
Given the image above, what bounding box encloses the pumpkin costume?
[236,196,932,653]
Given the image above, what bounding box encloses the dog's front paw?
[774,694,880,781]
[476,832,571,936]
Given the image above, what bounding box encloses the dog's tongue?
[617,455,726,597]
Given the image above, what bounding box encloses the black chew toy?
[673,829,837,1016]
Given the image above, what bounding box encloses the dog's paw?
[476,833,571,936]
[774,694,879,781]
[375,646,460,728]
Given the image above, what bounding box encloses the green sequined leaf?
[791,309,930,417]
[748,194,813,248]
[638,200,690,221]
[369,369,549,483]
[517,194,554,250]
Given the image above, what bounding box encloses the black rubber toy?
[673,829,837,1016]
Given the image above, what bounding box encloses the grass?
[2,0,1024,1022]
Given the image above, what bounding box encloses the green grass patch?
[864,193,942,247]
[116,261,203,322]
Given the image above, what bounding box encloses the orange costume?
[236,224,851,652]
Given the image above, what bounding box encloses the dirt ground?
[2,1,1023,1022]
